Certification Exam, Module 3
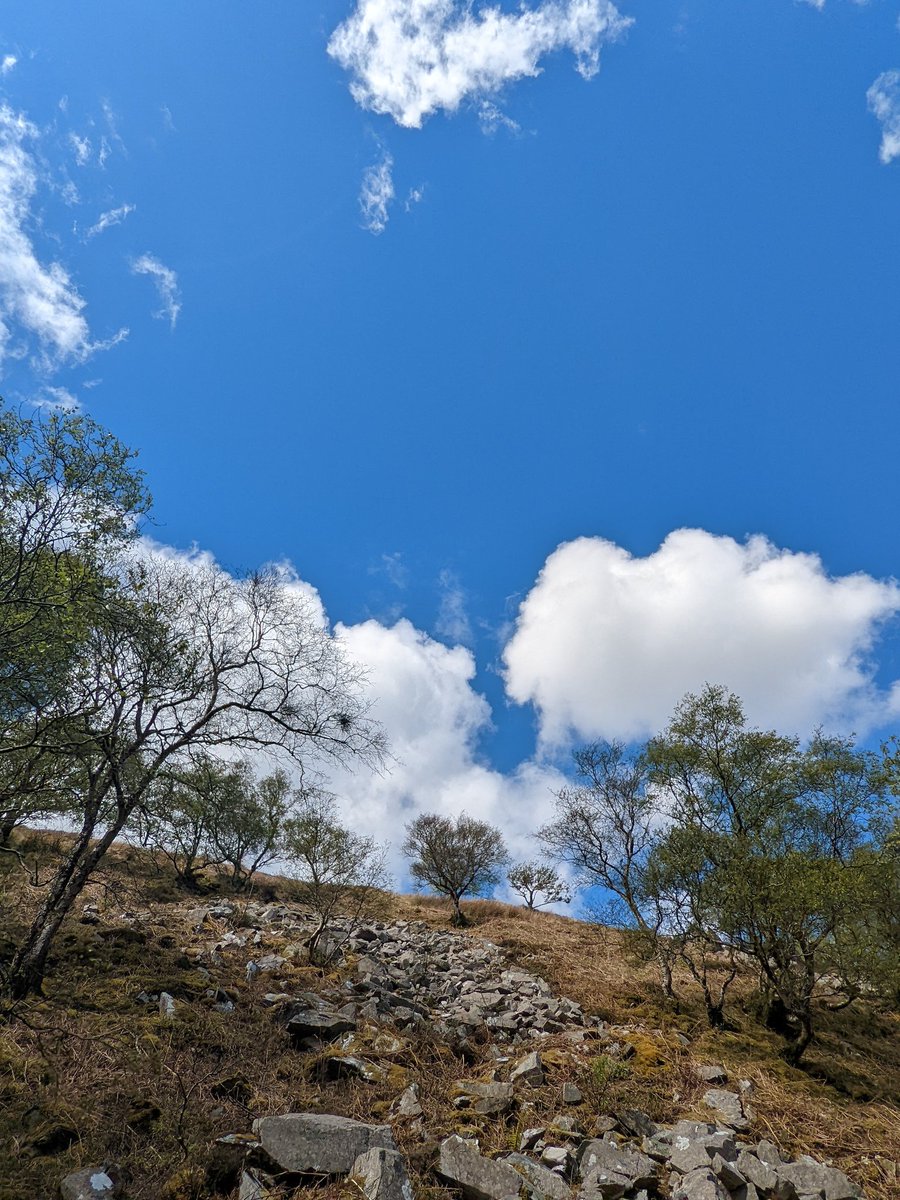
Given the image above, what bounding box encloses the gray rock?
[541,1147,570,1171]
[352,1148,415,1200]
[697,1064,728,1084]
[615,1110,657,1139]
[561,1084,583,1105]
[736,1150,779,1192]
[438,1135,524,1200]
[577,1165,631,1200]
[454,1081,515,1116]
[511,1051,545,1087]
[711,1153,746,1191]
[577,1141,656,1190]
[520,1128,546,1152]
[671,1167,731,1200]
[503,1153,572,1200]
[777,1158,861,1200]
[756,1140,784,1167]
[253,1113,395,1175]
[392,1084,424,1120]
[285,1009,357,1043]
[238,1170,276,1199]
[702,1088,750,1131]
[322,1056,386,1083]
[60,1167,123,1199]
[158,992,176,1019]
[669,1131,737,1175]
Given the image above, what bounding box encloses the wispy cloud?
[868,70,900,164]
[131,253,181,329]
[32,385,79,411]
[436,568,474,646]
[1,55,17,75]
[69,132,92,167]
[479,100,522,136]
[360,151,394,234]
[373,551,409,590]
[329,0,632,129]
[85,202,135,240]
[405,185,425,211]
[0,104,101,370]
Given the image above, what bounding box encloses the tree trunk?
[0,817,17,846]
[451,894,467,926]
[6,817,123,998]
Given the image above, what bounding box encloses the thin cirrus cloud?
[359,151,395,234]
[131,253,182,329]
[502,529,900,745]
[328,0,632,129]
[84,202,136,240]
[868,70,900,165]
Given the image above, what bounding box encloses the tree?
[402,812,508,926]
[646,685,889,1061]
[0,402,148,842]
[507,861,571,910]
[538,742,675,996]
[211,765,294,889]
[4,553,385,997]
[282,789,389,964]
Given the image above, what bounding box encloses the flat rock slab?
[253,1113,395,1175]
[578,1140,656,1189]
[438,1134,524,1200]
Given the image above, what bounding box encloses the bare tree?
[538,741,675,996]
[281,789,389,964]
[507,861,572,910]
[4,554,384,997]
[403,812,508,926]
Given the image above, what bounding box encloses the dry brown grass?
[0,841,898,1198]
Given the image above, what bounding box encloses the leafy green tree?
[646,685,888,1061]
[507,861,572,910]
[402,812,508,926]
[211,765,294,889]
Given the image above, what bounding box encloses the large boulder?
[438,1135,524,1200]
[577,1140,656,1190]
[776,1158,862,1200]
[253,1113,395,1175]
[502,1153,571,1200]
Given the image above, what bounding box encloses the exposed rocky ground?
[53,900,870,1200]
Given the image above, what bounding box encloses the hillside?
[1,833,898,1200]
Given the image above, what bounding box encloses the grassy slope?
[0,833,898,1199]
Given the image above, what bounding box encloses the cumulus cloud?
[331,617,564,880]
[867,70,900,164]
[85,202,135,240]
[1,55,17,75]
[0,105,99,369]
[360,151,394,234]
[131,253,181,329]
[502,529,900,744]
[328,0,632,129]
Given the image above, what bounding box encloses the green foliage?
[507,861,571,909]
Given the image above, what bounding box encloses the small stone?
[697,1064,728,1085]
[562,1084,583,1105]
[541,1146,571,1171]
[158,992,176,1019]
[352,1147,415,1200]
[392,1084,424,1120]
[520,1127,546,1152]
[60,1166,122,1199]
[511,1051,545,1087]
[438,1135,524,1200]
[702,1088,750,1131]
[670,1166,730,1200]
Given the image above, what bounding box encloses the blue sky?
[1,0,899,871]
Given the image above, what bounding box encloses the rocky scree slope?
[56,898,869,1200]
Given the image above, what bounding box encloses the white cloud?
[131,253,181,329]
[85,202,135,240]
[435,568,474,646]
[0,105,98,370]
[360,151,395,234]
[502,529,900,744]
[1,55,17,75]
[867,70,900,165]
[332,617,564,879]
[479,100,522,135]
[405,185,425,210]
[69,133,92,167]
[328,0,632,129]
[32,384,79,411]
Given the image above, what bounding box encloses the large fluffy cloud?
[331,617,563,880]
[502,530,900,744]
[328,0,631,129]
